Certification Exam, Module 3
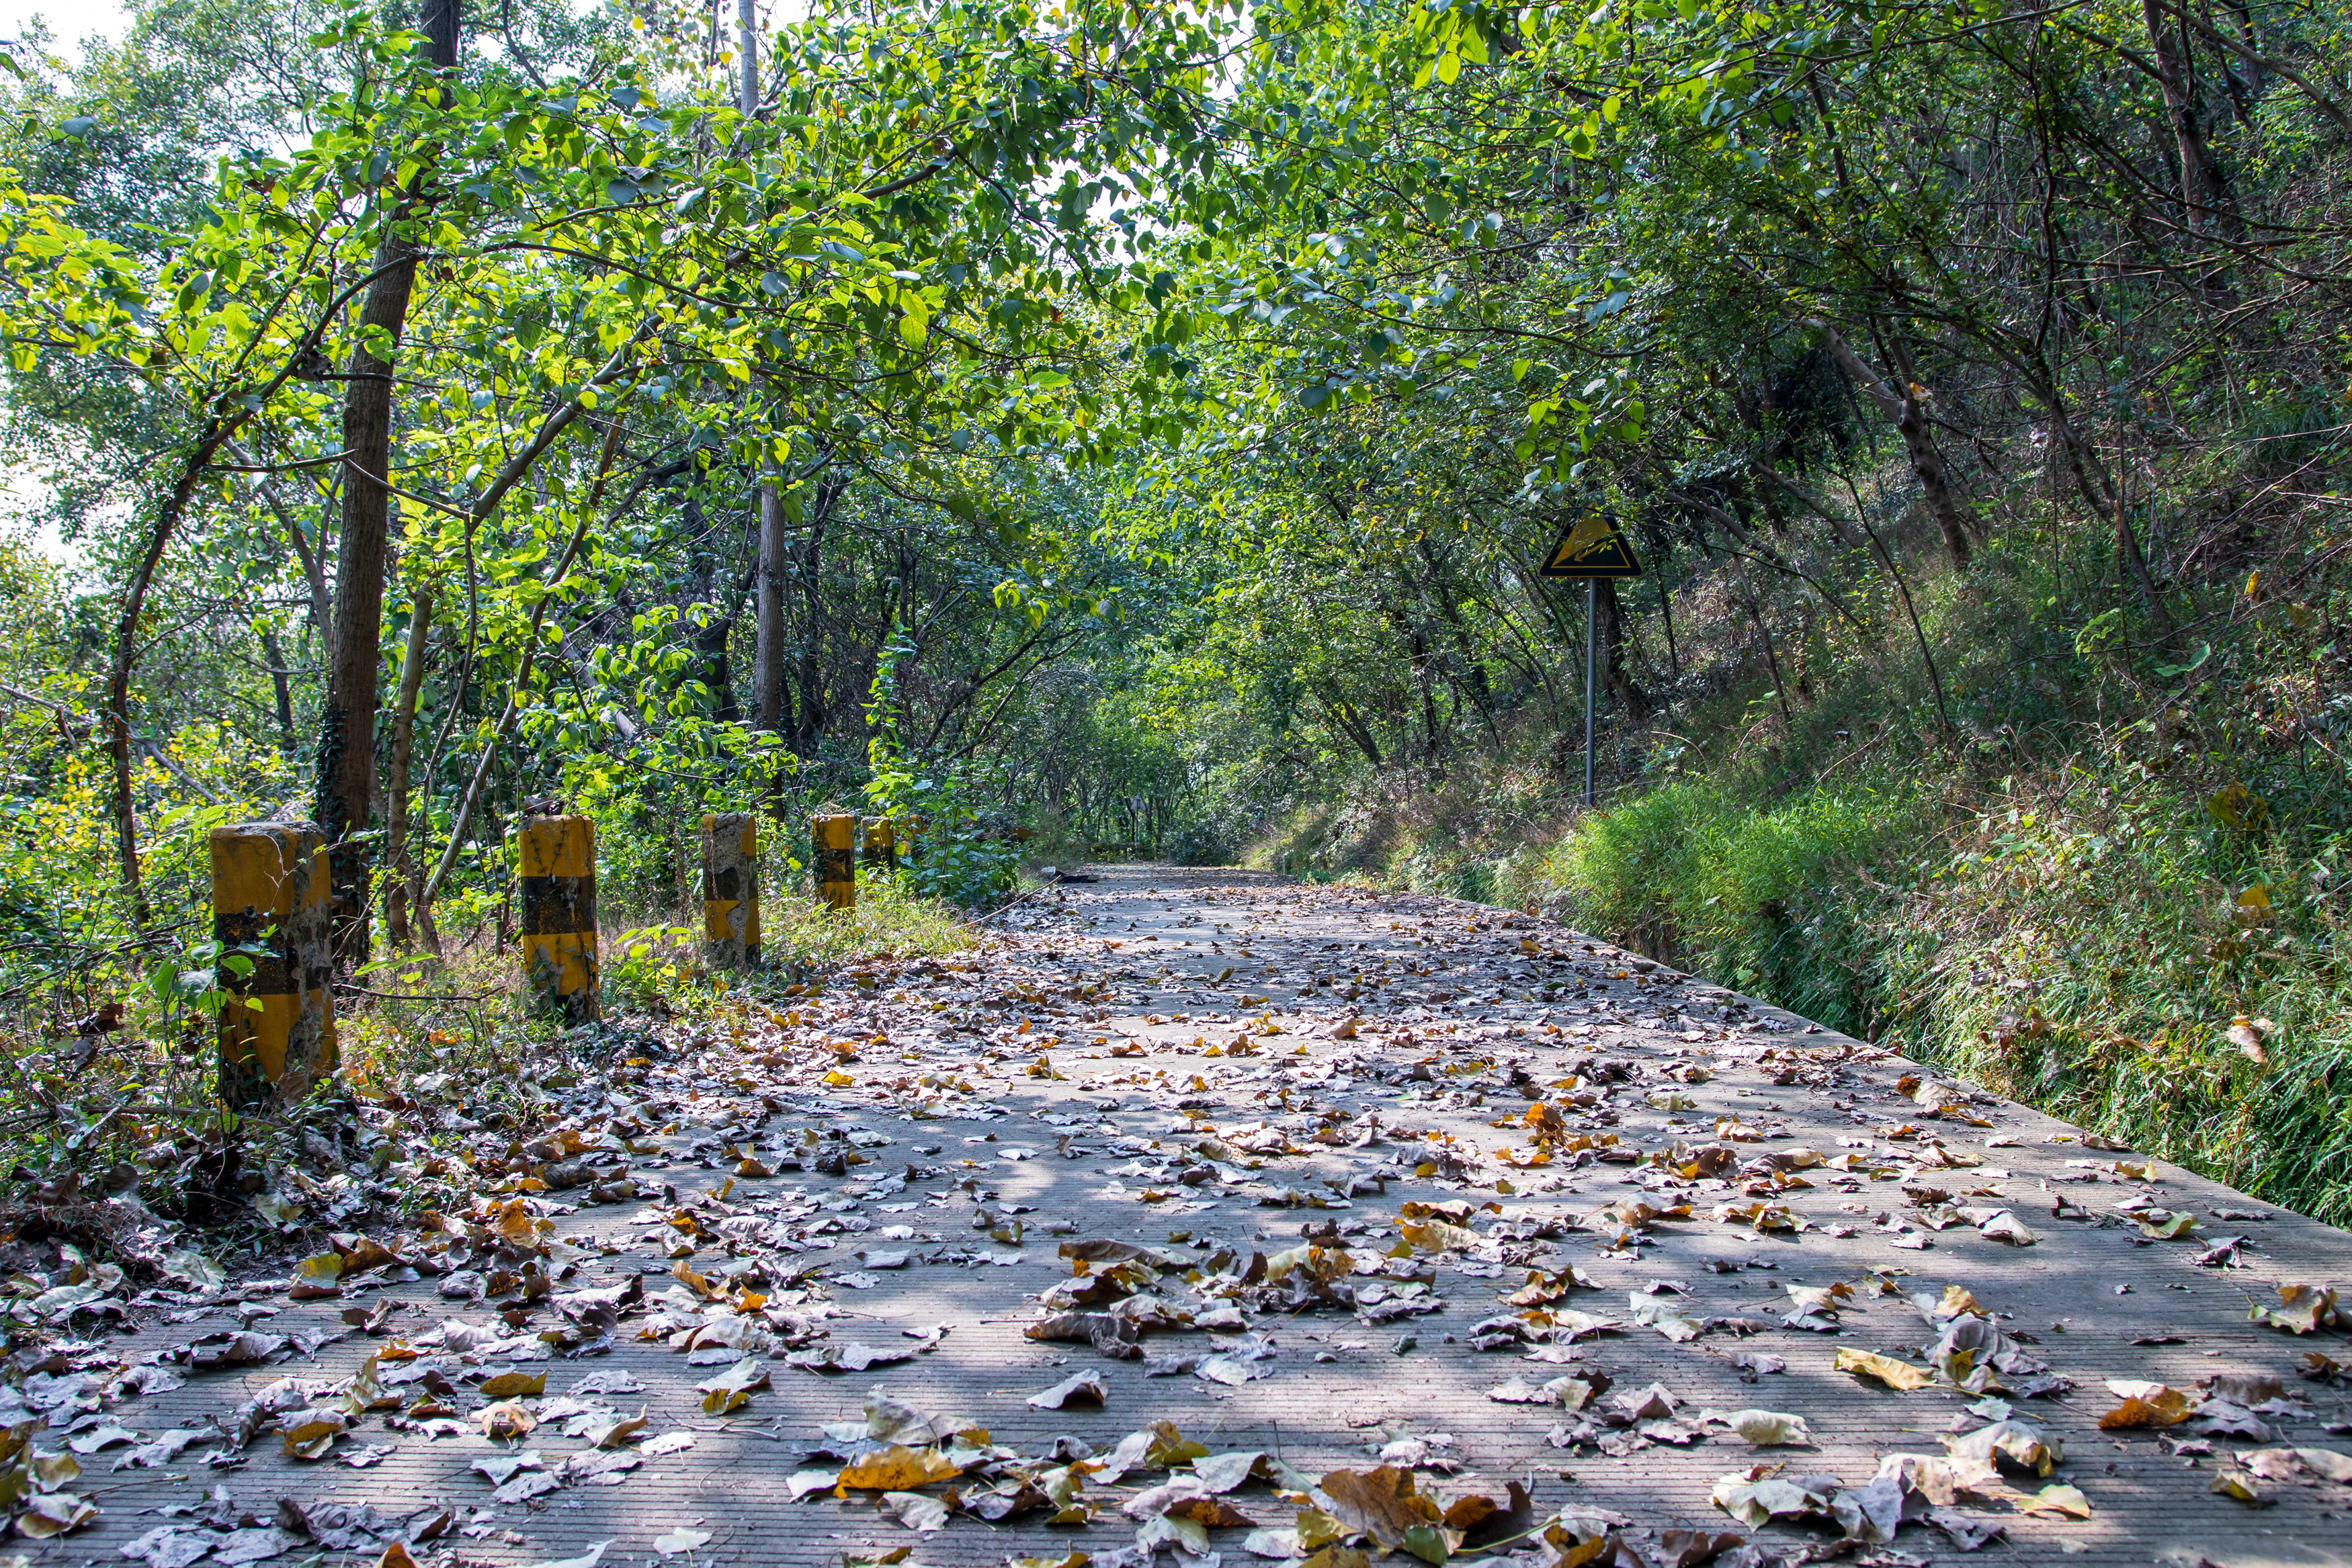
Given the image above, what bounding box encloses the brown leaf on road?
[2098,1380,2194,1428]
[2251,1282,2342,1334]
[1167,1494,1256,1528]
[1657,1529,1747,1568]
[2019,1482,2093,1519]
[1505,1267,1597,1306]
[1317,1465,1445,1550]
[281,1412,347,1460]
[1445,1479,1536,1548]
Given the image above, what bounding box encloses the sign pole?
[1584,578,1596,808]
[1536,508,1640,816]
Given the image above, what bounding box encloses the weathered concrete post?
[519,815,598,1023]
[860,816,898,873]
[209,822,337,1109]
[700,812,760,968]
[812,812,857,912]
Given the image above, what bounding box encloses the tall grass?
[1534,765,2352,1224]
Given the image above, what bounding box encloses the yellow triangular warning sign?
[1540,512,1642,578]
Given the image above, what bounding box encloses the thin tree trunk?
[1808,319,1973,571]
[108,422,235,930]
[410,329,650,912]
[1835,466,1957,732]
[740,0,792,766]
[2142,0,2238,234]
[1747,458,1867,549]
[1317,682,1384,769]
[313,0,461,969]
[1654,549,1681,683]
[753,477,786,734]
[258,625,296,758]
[790,479,835,757]
[737,0,758,114]
[2114,455,2177,636]
[1734,564,1794,727]
[382,585,433,952]
[1591,577,1654,721]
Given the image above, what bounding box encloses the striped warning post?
[519,815,598,1023]
[209,821,337,1109]
[700,812,759,968]
[860,816,898,873]
[811,812,857,912]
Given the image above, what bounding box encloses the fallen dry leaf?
[1027,1371,1107,1410]
[1835,1348,1931,1391]
[2098,1380,2194,1428]
[695,1358,771,1415]
[833,1445,965,1494]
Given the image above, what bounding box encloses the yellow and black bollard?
[811,812,857,912]
[209,822,337,1110]
[700,812,759,968]
[860,816,898,873]
[519,815,599,1023]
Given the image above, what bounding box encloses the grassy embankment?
[1247,531,2352,1225]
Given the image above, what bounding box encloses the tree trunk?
[790,478,836,758]
[382,585,433,952]
[739,0,789,755]
[108,422,233,930]
[417,386,644,909]
[313,0,461,969]
[1317,681,1384,768]
[689,492,753,722]
[1740,570,1794,728]
[2142,0,2238,235]
[258,625,296,758]
[737,0,758,114]
[1411,627,1441,763]
[1591,578,1654,721]
[1653,550,1681,683]
[753,477,786,734]
[1808,319,1973,571]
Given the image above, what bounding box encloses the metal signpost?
[1538,511,1644,807]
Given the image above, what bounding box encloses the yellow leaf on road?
[2021,1483,2093,1519]
[834,1444,965,1493]
[478,1370,545,1399]
[1836,1348,1931,1391]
